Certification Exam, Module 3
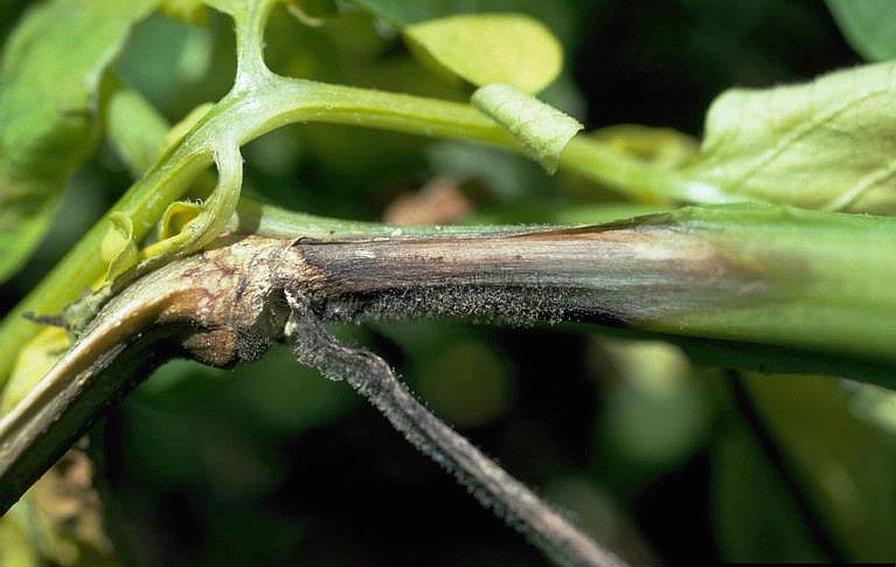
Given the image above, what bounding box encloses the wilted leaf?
[472,83,582,173]
[683,61,896,213]
[404,13,562,93]
[0,0,159,284]
[824,0,896,62]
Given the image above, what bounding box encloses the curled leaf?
[145,144,244,260]
[158,201,204,241]
[404,13,562,94]
[97,213,139,290]
[472,83,582,173]
[683,61,896,213]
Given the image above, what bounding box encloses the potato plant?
[0,0,895,564]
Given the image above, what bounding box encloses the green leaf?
[0,0,159,284]
[714,424,826,561]
[472,83,582,173]
[743,374,896,559]
[404,13,562,93]
[824,0,896,62]
[683,61,896,213]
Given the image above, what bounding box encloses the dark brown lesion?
[0,224,769,522]
[293,223,769,327]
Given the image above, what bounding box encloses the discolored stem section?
[2,205,896,525]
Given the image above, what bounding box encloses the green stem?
[0,75,729,386]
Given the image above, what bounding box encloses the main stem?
[0,75,728,386]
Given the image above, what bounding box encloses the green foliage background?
[2,0,895,565]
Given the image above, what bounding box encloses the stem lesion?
[1,232,637,566]
[0,0,732,385]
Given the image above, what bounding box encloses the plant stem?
[0,75,727,386]
[287,290,629,567]
[3,207,896,512]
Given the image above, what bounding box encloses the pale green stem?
[0,31,736,386]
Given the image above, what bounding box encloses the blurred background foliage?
[1,0,895,564]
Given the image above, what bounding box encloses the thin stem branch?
[286,290,629,567]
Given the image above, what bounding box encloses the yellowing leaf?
[404,13,562,94]
[472,83,582,173]
[683,61,896,213]
[0,511,38,567]
[1,327,71,413]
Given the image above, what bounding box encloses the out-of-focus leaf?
[29,448,117,567]
[683,61,896,213]
[416,340,514,428]
[105,86,171,177]
[599,340,710,468]
[404,14,562,93]
[473,84,582,173]
[285,0,338,27]
[0,0,159,284]
[0,327,71,413]
[743,374,896,560]
[590,125,698,169]
[346,0,571,29]
[824,0,896,62]
[846,384,896,435]
[161,0,208,22]
[0,509,38,567]
[714,424,826,562]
